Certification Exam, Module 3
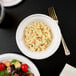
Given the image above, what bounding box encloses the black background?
[0,0,76,76]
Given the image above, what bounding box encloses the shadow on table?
[31,43,67,76]
[0,13,15,29]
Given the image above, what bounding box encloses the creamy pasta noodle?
[23,21,53,52]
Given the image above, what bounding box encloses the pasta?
[23,21,53,52]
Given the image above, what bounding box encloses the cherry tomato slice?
[21,64,28,72]
[0,63,5,71]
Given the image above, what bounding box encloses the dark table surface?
[0,0,76,76]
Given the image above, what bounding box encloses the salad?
[0,59,34,76]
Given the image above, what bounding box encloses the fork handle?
[54,20,70,56]
[61,36,70,55]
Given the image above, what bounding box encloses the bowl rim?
[2,0,22,7]
[0,53,40,76]
[0,0,5,23]
[16,14,61,60]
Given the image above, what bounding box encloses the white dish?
[16,14,61,60]
[2,0,22,7]
[0,53,40,76]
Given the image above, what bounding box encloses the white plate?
[0,53,40,76]
[16,14,61,60]
[2,0,22,7]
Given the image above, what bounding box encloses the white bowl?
[2,0,22,7]
[0,53,40,76]
[16,14,61,60]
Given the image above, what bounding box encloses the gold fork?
[48,7,70,56]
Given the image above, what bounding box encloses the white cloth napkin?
[60,64,76,76]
